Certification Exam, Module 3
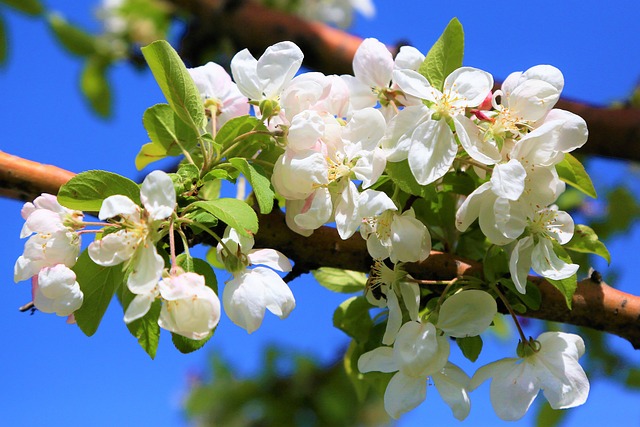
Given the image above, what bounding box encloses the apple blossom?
[88,170,176,294]
[188,62,249,130]
[217,227,295,333]
[32,264,83,317]
[470,332,589,421]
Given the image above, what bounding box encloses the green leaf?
[171,331,213,354]
[73,250,125,336]
[418,17,464,91]
[143,103,199,156]
[216,116,269,158]
[228,158,275,214]
[564,224,611,264]
[483,246,509,283]
[120,285,161,359]
[177,254,218,293]
[535,401,567,427]
[456,335,483,362]
[81,57,111,117]
[333,296,372,343]
[313,267,367,294]
[48,13,96,56]
[555,153,596,198]
[141,40,205,132]
[343,340,370,402]
[385,160,429,198]
[191,199,258,237]
[625,368,640,389]
[0,0,43,15]
[135,141,168,170]
[545,243,578,309]
[497,278,541,311]
[0,13,7,66]
[58,170,140,212]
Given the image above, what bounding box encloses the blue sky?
[1,1,640,426]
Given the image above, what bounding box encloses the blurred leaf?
[419,17,464,90]
[535,401,566,427]
[625,368,640,389]
[73,250,125,336]
[0,13,6,65]
[48,13,96,56]
[0,0,43,15]
[333,296,373,343]
[556,153,596,198]
[141,40,205,132]
[58,170,140,211]
[565,224,611,264]
[498,278,542,311]
[313,267,367,294]
[81,57,111,117]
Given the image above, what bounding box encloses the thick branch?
[170,0,640,163]
[4,152,639,348]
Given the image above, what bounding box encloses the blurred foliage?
[184,347,389,427]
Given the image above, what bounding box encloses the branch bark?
[170,0,640,163]
[3,151,640,348]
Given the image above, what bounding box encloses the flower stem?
[492,283,528,344]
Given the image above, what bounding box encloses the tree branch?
[169,0,640,163]
[4,152,639,348]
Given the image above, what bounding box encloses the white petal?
[343,107,386,153]
[455,182,493,232]
[389,211,431,263]
[380,105,430,162]
[433,363,471,421]
[444,67,493,107]
[293,187,333,231]
[509,236,535,293]
[127,240,165,294]
[455,115,501,165]
[88,230,137,267]
[437,290,497,337]
[395,322,449,377]
[358,346,398,373]
[392,69,436,101]
[489,361,540,421]
[123,292,155,323]
[353,38,394,89]
[253,267,295,319]
[230,48,263,100]
[382,289,403,345]
[384,372,426,419]
[140,170,176,221]
[399,281,420,322]
[408,119,457,185]
[357,189,397,218]
[258,41,304,99]
[394,46,424,71]
[223,270,267,333]
[98,195,138,220]
[335,181,361,240]
[247,248,292,272]
[490,159,527,200]
[531,238,578,280]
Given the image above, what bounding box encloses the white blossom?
[470,332,589,421]
[33,264,83,317]
[217,227,295,333]
[88,170,176,294]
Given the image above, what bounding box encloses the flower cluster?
[13,34,595,422]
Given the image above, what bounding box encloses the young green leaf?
[0,0,43,15]
[171,331,213,354]
[215,116,270,159]
[555,153,597,198]
[313,267,367,294]
[564,224,611,264]
[546,243,578,309]
[228,158,275,214]
[191,199,258,237]
[81,57,111,117]
[135,141,169,170]
[385,160,429,198]
[143,103,199,156]
[333,296,373,343]
[418,17,464,91]
[48,14,97,57]
[58,170,140,211]
[73,250,125,336]
[121,290,161,359]
[141,40,206,132]
[456,335,483,362]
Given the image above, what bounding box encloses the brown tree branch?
[4,151,639,348]
[170,0,640,163]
